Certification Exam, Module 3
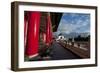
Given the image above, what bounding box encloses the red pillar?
[25,12,41,58]
[46,13,52,46]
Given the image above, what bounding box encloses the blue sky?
[57,13,90,34]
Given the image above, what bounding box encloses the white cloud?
[57,13,90,34]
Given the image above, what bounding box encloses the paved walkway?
[49,42,81,60]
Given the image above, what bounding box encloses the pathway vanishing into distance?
[49,41,81,60]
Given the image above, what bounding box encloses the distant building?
[56,33,66,41]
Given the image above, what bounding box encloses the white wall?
[0,0,99,73]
